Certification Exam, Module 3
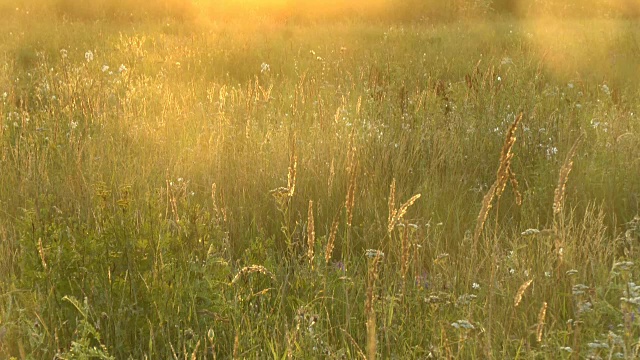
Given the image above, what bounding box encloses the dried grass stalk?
[37,238,47,270]
[307,200,315,267]
[514,279,533,307]
[388,193,421,233]
[326,211,340,264]
[474,112,523,244]
[473,182,498,244]
[365,254,382,360]
[536,301,548,342]
[328,158,335,192]
[345,160,358,227]
[508,167,522,206]
[388,178,397,233]
[495,112,522,199]
[230,265,275,285]
[287,153,297,198]
[553,135,583,216]
[401,223,410,283]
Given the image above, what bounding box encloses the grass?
[1,2,640,359]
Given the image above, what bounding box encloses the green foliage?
[0,6,640,359]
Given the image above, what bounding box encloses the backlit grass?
[1,2,640,359]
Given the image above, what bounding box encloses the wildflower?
[85,50,94,62]
[560,346,573,353]
[451,320,475,330]
[119,64,127,73]
[521,228,540,236]
[260,63,270,73]
[69,121,78,130]
[613,261,634,271]
[101,65,109,72]
[545,271,551,278]
[472,282,480,290]
[497,76,502,81]
[546,146,558,157]
[60,49,68,59]
[567,83,574,89]
[587,341,608,349]
[601,84,611,95]
[365,249,384,258]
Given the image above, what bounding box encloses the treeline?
[4,0,639,23]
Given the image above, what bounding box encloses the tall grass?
[1,2,640,359]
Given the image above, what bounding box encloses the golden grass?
[553,135,584,217]
[287,140,298,198]
[388,190,421,234]
[307,200,315,267]
[230,265,276,285]
[325,210,340,265]
[513,279,533,307]
[388,178,396,232]
[365,253,382,360]
[473,112,523,245]
[536,301,548,343]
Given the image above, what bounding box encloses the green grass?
[1,3,640,359]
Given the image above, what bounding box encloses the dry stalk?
[508,167,522,206]
[388,178,397,232]
[287,144,298,198]
[388,192,421,234]
[307,200,315,267]
[328,158,335,193]
[473,182,498,244]
[326,210,340,264]
[495,113,522,198]
[553,135,583,217]
[401,222,410,289]
[473,112,523,244]
[230,265,275,285]
[365,254,382,360]
[345,160,358,227]
[514,279,533,307]
[233,330,239,360]
[536,301,548,342]
[37,238,47,270]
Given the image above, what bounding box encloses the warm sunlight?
[2,0,640,359]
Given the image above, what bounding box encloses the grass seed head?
[514,279,533,307]
[326,211,340,265]
[537,301,548,342]
[553,135,583,216]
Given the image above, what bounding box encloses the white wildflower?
[521,228,540,236]
[85,50,94,62]
[365,249,384,258]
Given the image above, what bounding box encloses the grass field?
[1,1,640,359]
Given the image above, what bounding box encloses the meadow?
[1,1,640,358]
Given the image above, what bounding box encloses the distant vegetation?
[3,0,639,23]
[1,0,639,359]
